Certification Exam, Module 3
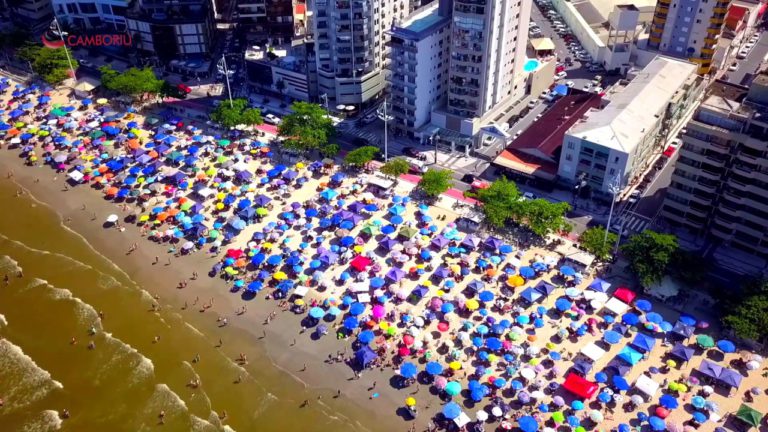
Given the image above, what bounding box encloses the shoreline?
[0,149,426,431]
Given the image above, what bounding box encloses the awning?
[604,297,629,315]
[580,342,606,362]
[635,374,659,396]
[562,373,599,399]
[530,37,556,51]
[367,175,394,189]
[736,404,763,428]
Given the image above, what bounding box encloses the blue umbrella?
[692,412,707,423]
[567,415,581,427]
[511,380,523,390]
[612,375,630,391]
[645,312,663,324]
[549,351,562,360]
[659,394,679,409]
[470,387,486,402]
[478,290,495,302]
[309,307,325,319]
[425,361,444,375]
[716,339,736,353]
[571,400,584,410]
[635,299,652,312]
[555,298,572,312]
[618,424,631,432]
[349,302,366,316]
[560,266,576,276]
[267,255,282,265]
[358,330,375,343]
[442,402,461,420]
[649,416,666,431]
[516,315,530,325]
[519,416,539,432]
[598,392,612,403]
[603,330,622,344]
[400,362,418,378]
[519,266,536,278]
[622,313,640,326]
[485,337,502,351]
[595,372,608,383]
[343,317,358,329]
[247,281,263,292]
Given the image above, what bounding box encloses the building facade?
[559,56,703,195]
[446,0,531,119]
[237,0,295,44]
[307,0,410,106]
[387,1,451,138]
[661,76,768,262]
[52,0,128,31]
[9,0,53,34]
[647,0,730,74]
[126,0,214,61]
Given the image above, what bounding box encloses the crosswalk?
[612,214,650,234]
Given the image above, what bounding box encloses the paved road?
[727,32,768,85]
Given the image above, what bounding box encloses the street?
[725,32,768,85]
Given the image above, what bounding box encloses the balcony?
[653,16,667,25]
[710,17,725,25]
[713,7,728,13]
[706,26,722,35]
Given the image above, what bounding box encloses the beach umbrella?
[692,412,707,423]
[598,392,612,403]
[645,312,663,324]
[442,402,461,419]
[716,339,736,353]
[551,412,565,423]
[405,397,416,407]
[444,381,461,396]
[343,317,358,329]
[434,376,448,390]
[555,298,572,312]
[618,425,630,432]
[660,394,679,409]
[309,307,325,319]
[571,400,584,411]
[560,266,576,276]
[476,410,489,421]
[519,416,539,432]
[691,396,706,409]
[649,416,666,431]
[567,416,581,427]
[400,362,418,379]
[696,334,715,348]
[595,372,608,383]
[635,299,652,311]
[349,302,366,316]
[425,361,443,375]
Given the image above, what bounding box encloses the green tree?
[520,199,571,237]
[579,226,617,260]
[621,230,678,287]
[723,280,768,342]
[210,98,263,128]
[381,158,410,178]
[419,169,453,197]
[344,146,379,167]
[320,143,340,158]
[476,177,523,228]
[278,102,335,153]
[18,44,75,85]
[98,65,163,97]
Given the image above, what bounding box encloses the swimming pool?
[523,59,541,73]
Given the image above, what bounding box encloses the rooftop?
[390,2,450,40]
[567,56,697,153]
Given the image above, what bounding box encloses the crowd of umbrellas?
[2,78,766,432]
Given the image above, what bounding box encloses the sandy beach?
[0,77,767,432]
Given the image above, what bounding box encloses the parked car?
[728,62,738,71]
[403,147,422,158]
[565,81,575,88]
[555,71,568,80]
[353,137,371,147]
[358,113,377,126]
[737,49,749,59]
[527,99,538,108]
[264,113,281,125]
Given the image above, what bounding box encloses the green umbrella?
[444,381,461,396]
[90,130,105,138]
[146,117,160,125]
[398,226,418,239]
[209,229,220,239]
[696,334,715,348]
[218,139,231,146]
[180,202,193,211]
[361,225,379,236]
[736,404,763,428]
[50,108,67,117]
[552,412,565,423]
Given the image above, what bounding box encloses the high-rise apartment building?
[387,1,451,138]
[236,0,295,44]
[661,76,768,265]
[308,0,410,106]
[126,0,214,61]
[446,0,531,119]
[8,0,53,34]
[52,0,128,31]
[647,0,730,74]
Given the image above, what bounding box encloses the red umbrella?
[655,406,670,419]
[398,346,411,356]
[437,322,450,332]
[402,334,415,345]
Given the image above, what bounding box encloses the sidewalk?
[397,173,479,205]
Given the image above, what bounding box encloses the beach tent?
[534,280,556,296]
[613,287,636,304]
[461,234,481,249]
[571,360,593,376]
[669,343,695,363]
[588,278,611,292]
[631,333,656,353]
[617,346,643,366]
[520,287,543,303]
[635,374,660,397]
[697,359,723,379]
[580,343,607,362]
[604,297,629,315]
[350,255,372,272]
[562,373,599,399]
[671,321,695,339]
[355,346,377,367]
[736,404,763,429]
[718,368,743,388]
[430,235,450,249]
[604,360,632,377]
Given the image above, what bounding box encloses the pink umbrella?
[403,334,415,346]
[396,289,409,299]
[398,346,411,356]
[435,376,448,389]
[437,322,450,332]
[430,297,443,311]
[372,305,386,319]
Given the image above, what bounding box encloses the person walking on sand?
[154,256,159,264]
[4,274,9,286]
[158,410,165,425]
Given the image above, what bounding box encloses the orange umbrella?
[156,212,169,221]
[127,139,139,149]
[235,258,246,267]
[92,176,103,183]
[260,147,270,153]
[104,172,114,179]
[167,208,180,216]
[98,165,109,173]
[178,197,188,204]
[486,268,497,277]
[106,187,118,195]
[7,128,20,136]
[148,150,159,158]
[196,172,207,180]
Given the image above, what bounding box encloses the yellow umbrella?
[379,322,390,331]
[666,359,677,368]
[216,202,225,210]
[353,245,363,253]
[405,397,416,407]
[507,275,525,287]
[96,98,108,104]
[487,354,498,362]
[216,192,226,200]
[465,299,480,310]
[295,162,305,169]
[273,271,287,280]
[294,299,305,306]
[436,290,445,297]
[262,242,274,249]
[423,280,432,287]
[449,361,462,370]
[139,214,150,222]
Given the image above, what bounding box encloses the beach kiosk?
[74,77,101,99]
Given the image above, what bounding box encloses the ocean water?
[0,181,373,432]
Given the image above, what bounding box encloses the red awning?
[614,287,637,304]
[350,255,372,272]
[563,373,599,399]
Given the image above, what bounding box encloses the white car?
[565,81,575,88]
[744,42,755,50]
[540,90,550,99]
[543,92,557,102]
[737,50,749,59]
[555,71,568,80]
[728,62,738,71]
[593,86,603,94]
[527,99,538,108]
[582,83,593,91]
[264,114,281,125]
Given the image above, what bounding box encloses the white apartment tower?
[447,0,531,120]
[308,0,410,106]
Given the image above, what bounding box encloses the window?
[565,153,573,161]
[614,156,619,163]
[678,36,686,42]
[681,26,689,33]
[676,46,684,52]
[684,17,690,22]
[696,19,701,23]
[567,142,575,150]
[609,168,616,175]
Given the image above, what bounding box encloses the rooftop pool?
[523,59,541,73]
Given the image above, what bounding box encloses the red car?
[177,84,192,94]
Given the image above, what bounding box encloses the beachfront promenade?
[0,76,766,432]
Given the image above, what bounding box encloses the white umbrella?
[413,316,425,327]
[701,385,714,395]
[746,360,760,370]
[630,394,644,405]
[520,368,536,380]
[590,410,604,422]
[106,214,119,223]
[491,406,503,417]
[530,390,546,399]
[476,410,488,421]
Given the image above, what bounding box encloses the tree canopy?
[320,143,340,158]
[99,65,163,96]
[620,230,678,287]
[579,226,617,260]
[380,158,409,178]
[476,177,522,228]
[723,280,768,342]
[210,98,263,128]
[18,44,75,85]
[419,169,453,197]
[344,146,379,167]
[278,102,335,153]
[522,199,571,237]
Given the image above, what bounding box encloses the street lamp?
[376,99,393,162]
[216,55,234,108]
[603,170,623,249]
[320,93,329,114]
[51,18,77,82]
